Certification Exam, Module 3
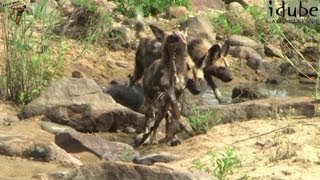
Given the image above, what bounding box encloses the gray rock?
[22,78,145,133]
[0,134,82,166]
[264,44,282,57]
[227,2,244,12]
[133,152,179,165]
[166,6,188,19]
[227,35,264,56]
[55,131,139,162]
[228,46,266,71]
[180,16,216,43]
[198,96,316,124]
[63,161,215,180]
[41,121,77,135]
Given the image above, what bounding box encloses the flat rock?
[55,131,139,162]
[22,78,145,133]
[133,152,179,165]
[63,161,215,180]
[0,134,82,166]
[41,121,77,135]
[227,35,263,54]
[199,97,318,124]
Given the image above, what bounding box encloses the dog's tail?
[134,10,145,39]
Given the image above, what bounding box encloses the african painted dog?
[129,23,204,96]
[135,29,189,147]
[187,38,233,103]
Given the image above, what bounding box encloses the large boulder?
[180,16,216,43]
[63,161,215,180]
[21,78,145,133]
[105,84,144,112]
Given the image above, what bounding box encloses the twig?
[231,126,288,145]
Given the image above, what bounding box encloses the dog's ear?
[196,55,206,68]
[221,43,229,57]
[149,25,166,42]
[208,44,221,63]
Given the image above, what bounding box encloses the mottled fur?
[187,38,233,103]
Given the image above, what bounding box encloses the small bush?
[113,0,192,18]
[210,14,244,36]
[187,108,212,134]
[1,0,66,105]
[192,148,242,180]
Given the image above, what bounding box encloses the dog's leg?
[134,103,167,147]
[130,50,144,86]
[204,72,223,103]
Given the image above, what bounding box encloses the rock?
[264,44,282,57]
[27,0,59,15]
[225,11,256,36]
[228,46,266,71]
[266,77,286,85]
[299,77,316,85]
[180,16,216,43]
[133,152,179,165]
[279,62,297,76]
[40,121,77,135]
[55,131,139,162]
[300,43,320,62]
[199,96,317,124]
[124,127,137,134]
[0,101,20,126]
[105,84,144,112]
[90,0,117,13]
[227,2,244,12]
[227,35,264,56]
[231,85,266,101]
[115,61,129,68]
[71,70,85,78]
[0,134,35,157]
[21,78,145,133]
[63,161,215,180]
[191,0,225,11]
[166,6,188,19]
[0,134,82,166]
[108,26,135,50]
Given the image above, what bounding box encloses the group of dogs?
[128,21,233,147]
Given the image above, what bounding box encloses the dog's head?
[199,43,233,83]
[186,58,204,95]
[149,25,187,58]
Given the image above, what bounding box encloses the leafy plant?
[187,108,212,134]
[122,146,133,162]
[210,14,244,36]
[1,0,66,105]
[193,148,242,180]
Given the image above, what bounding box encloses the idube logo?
[267,0,320,24]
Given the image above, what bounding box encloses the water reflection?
[202,83,315,105]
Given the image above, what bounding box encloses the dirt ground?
[138,117,320,179]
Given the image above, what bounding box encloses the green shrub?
[113,0,192,18]
[187,108,212,134]
[192,148,242,180]
[1,0,66,105]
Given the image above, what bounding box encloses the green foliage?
[73,0,98,12]
[192,148,242,180]
[122,146,133,162]
[1,0,65,105]
[113,0,192,18]
[210,14,244,36]
[187,108,212,134]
